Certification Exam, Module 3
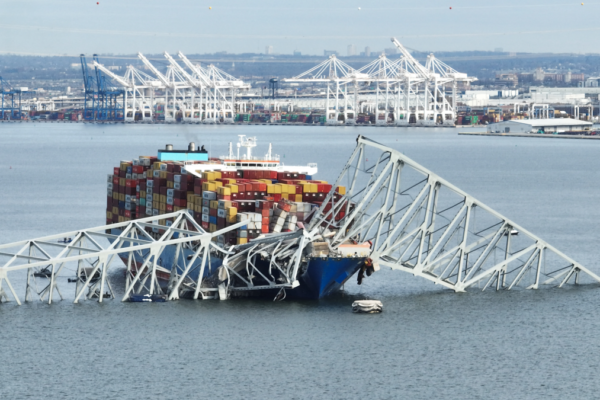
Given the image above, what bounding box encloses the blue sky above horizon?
[0,0,597,56]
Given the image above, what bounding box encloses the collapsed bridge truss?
[0,136,597,305]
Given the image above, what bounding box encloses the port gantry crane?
[284,55,370,125]
[0,136,597,305]
[93,62,160,123]
[138,53,192,123]
[163,51,209,123]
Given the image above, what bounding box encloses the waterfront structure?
[0,136,596,305]
[487,118,592,134]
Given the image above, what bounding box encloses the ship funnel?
[166,144,173,151]
[188,142,196,151]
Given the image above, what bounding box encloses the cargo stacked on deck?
[107,152,347,246]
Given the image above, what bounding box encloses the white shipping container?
[160,164,168,171]
[107,189,112,196]
[107,174,113,183]
[202,191,217,200]
[147,187,153,195]
[174,182,181,190]
[146,180,154,188]
[201,214,210,222]
[174,175,182,183]
[126,173,131,179]
[107,182,113,190]
[202,206,210,215]
[167,189,175,197]
[167,196,174,205]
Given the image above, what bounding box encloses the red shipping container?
[261,225,270,233]
[166,204,173,212]
[209,208,217,217]
[124,210,131,218]
[217,194,231,201]
[272,194,282,201]
[113,167,120,175]
[133,166,144,174]
[245,192,255,200]
[202,221,209,229]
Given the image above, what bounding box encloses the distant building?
[384,47,398,55]
[265,46,273,55]
[347,44,356,56]
[365,46,371,57]
[324,50,338,57]
[293,50,302,56]
[494,48,503,52]
[495,73,518,87]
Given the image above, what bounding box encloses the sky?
[0,0,598,56]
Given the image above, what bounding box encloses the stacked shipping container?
[106,157,349,246]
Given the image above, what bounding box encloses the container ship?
[105,135,372,300]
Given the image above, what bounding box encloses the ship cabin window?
[249,163,257,167]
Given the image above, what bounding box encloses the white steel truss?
[1,137,595,306]
[308,135,600,292]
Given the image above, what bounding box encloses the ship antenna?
[267,143,272,161]
[228,142,233,159]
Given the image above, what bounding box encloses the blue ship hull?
[109,228,365,299]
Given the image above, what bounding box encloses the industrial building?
[487,118,592,134]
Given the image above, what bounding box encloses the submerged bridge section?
[1,136,598,305]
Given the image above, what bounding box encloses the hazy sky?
[0,0,597,56]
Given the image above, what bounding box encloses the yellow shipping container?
[112,206,119,214]
[118,216,124,223]
[209,223,217,232]
[301,183,314,193]
[106,211,113,219]
[194,205,201,213]
[167,181,174,189]
[119,193,125,201]
[276,183,288,194]
[281,194,288,200]
[203,182,217,192]
[217,187,231,196]
[159,203,166,211]
[295,194,303,202]
[159,171,168,179]
[210,200,219,209]
[227,206,237,216]
[204,171,216,181]
[267,184,282,194]
[225,184,239,193]
[158,219,165,226]
[195,196,203,205]
[237,238,248,245]
[337,186,347,195]
[214,181,223,189]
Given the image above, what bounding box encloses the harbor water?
[1,123,600,399]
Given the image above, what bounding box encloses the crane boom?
[93,61,131,88]
[164,52,203,88]
[177,52,211,87]
[390,37,430,79]
[138,53,171,87]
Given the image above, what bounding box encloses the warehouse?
[487,118,592,134]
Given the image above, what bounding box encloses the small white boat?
[352,300,383,313]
